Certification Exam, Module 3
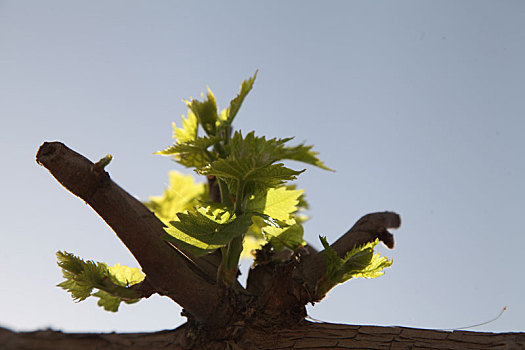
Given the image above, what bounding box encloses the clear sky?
[1,1,524,334]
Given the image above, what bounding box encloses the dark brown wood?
[34,142,406,338]
[3,323,524,350]
[36,142,219,323]
[34,142,524,349]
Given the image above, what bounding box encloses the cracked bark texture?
[2,323,524,350]
[29,141,524,349]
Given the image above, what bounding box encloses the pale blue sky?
[1,1,524,333]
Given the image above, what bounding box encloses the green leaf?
[150,73,335,286]
[264,220,305,251]
[246,186,304,221]
[156,136,218,168]
[241,235,265,257]
[57,252,106,302]
[280,144,334,171]
[144,171,207,224]
[243,215,271,257]
[107,263,145,287]
[185,88,218,136]
[316,238,392,297]
[56,251,85,275]
[286,184,309,211]
[197,131,305,192]
[155,109,213,168]
[194,132,326,195]
[93,289,142,312]
[57,278,93,302]
[227,131,292,164]
[164,207,252,256]
[173,110,198,144]
[225,130,332,171]
[56,251,145,312]
[284,184,310,224]
[224,71,257,124]
[199,159,303,193]
[93,290,122,312]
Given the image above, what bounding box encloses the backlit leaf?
[156,136,218,168]
[164,208,252,256]
[56,251,145,312]
[317,238,392,297]
[144,171,206,223]
[224,71,257,124]
[198,159,303,192]
[280,144,333,171]
[246,187,303,221]
[185,88,218,136]
[173,110,198,144]
[107,263,145,287]
[264,220,305,251]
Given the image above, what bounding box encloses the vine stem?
[36,141,218,322]
[219,182,246,286]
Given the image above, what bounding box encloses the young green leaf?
[164,207,252,257]
[56,251,145,312]
[316,237,392,297]
[241,234,266,257]
[93,290,142,312]
[199,159,303,193]
[224,131,332,171]
[263,220,305,251]
[144,171,207,224]
[173,110,198,144]
[151,73,335,286]
[156,136,218,168]
[107,263,145,287]
[57,252,106,302]
[224,71,257,125]
[185,88,218,136]
[227,131,292,164]
[280,144,334,171]
[196,131,305,193]
[93,290,122,312]
[246,187,304,221]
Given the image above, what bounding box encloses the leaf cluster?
[316,238,393,298]
[149,72,332,283]
[56,251,145,312]
[164,207,253,257]
[55,72,394,312]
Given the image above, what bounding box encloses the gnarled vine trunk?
[27,142,524,349]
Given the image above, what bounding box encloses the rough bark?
[36,141,219,322]
[33,142,523,349]
[2,323,524,350]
